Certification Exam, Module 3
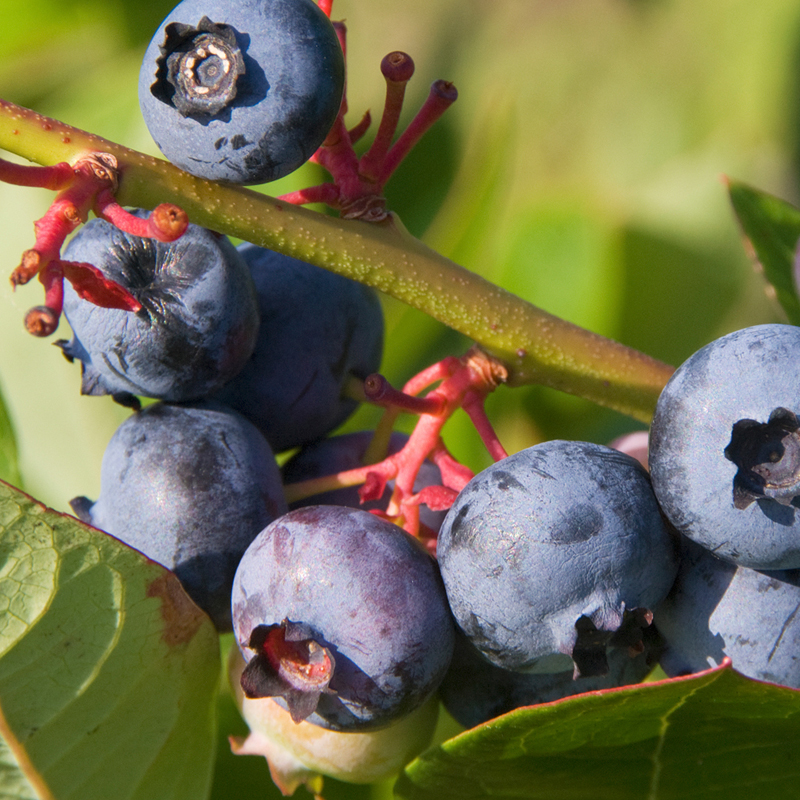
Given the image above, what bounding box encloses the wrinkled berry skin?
[437,440,678,675]
[440,627,659,729]
[139,0,344,184]
[281,431,447,532]
[58,215,259,404]
[71,401,286,631]
[214,244,384,452]
[655,537,800,688]
[649,324,800,570]
[231,506,455,732]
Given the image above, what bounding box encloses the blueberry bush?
[3,1,800,799]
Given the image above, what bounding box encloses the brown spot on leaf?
[146,572,206,646]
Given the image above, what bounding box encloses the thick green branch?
[0,99,673,422]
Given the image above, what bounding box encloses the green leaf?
[727,179,800,325]
[395,664,800,800]
[0,381,20,490]
[0,733,37,800]
[0,480,220,800]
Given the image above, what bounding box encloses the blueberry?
[437,440,679,677]
[138,0,344,184]
[57,213,259,405]
[649,323,800,570]
[71,401,286,631]
[213,244,384,452]
[231,505,455,731]
[440,626,660,729]
[655,536,800,688]
[281,431,447,532]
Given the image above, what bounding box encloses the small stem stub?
[24,306,59,338]
[363,373,446,415]
[381,51,415,83]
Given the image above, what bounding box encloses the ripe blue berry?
[655,537,800,688]
[138,0,344,184]
[231,506,455,731]
[57,214,259,405]
[281,431,447,532]
[71,401,286,631]
[213,244,384,452]
[649,323,800,570]
[437,440,679,677]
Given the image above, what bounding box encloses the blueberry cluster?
[69,217,800,784]
[649,323,800,687]
[66,214,385,631]
[53,0,800,789]
[431,324,800,729]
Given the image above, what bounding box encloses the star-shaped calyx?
[240,619,336,724]
[725,407,800,509]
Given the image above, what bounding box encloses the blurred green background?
[0,0,792,517]
[0,1,797,798]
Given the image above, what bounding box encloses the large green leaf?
[396,664,800,800]
[727,179,800,325]
[0,480,220,800]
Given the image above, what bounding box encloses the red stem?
[430,442,475,492]
[461,390,508,461]
[278,184,340,207]
[359,52,415,183]
[380,80,458,184]
[402,355,460,396]
[363,373,446,415]
[348,111,372,145]
[0,158,74,190]
[95,193,188,242]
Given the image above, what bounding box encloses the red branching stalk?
[283,347,508,543]
[278,12,457,221]
[0,153,188,336]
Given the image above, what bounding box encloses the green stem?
[0,99,673,422]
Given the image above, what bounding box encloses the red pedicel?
[0,153,188,336]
